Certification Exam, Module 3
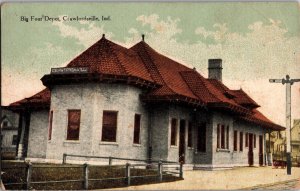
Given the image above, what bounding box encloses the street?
[107,166,300,190]
[245,179,299,190]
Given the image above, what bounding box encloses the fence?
[3,161,183,190]
[62,153,178,165]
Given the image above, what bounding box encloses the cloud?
[53,16,113,48]
[125,14,300,126]
[195,23,229,42]
[4,13,299,126]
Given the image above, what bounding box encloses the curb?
[241,178,299,190]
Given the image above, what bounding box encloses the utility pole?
[269,75,300,175]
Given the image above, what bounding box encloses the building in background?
[267,120,300,165]
[1,106,19,159]
[291,120,300,159]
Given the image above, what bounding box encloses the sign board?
[51,67,89,74]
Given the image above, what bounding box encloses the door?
[259,135,263,166]
[179,120,186,164]
[248,133,254,166]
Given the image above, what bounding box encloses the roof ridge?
[134,42,176,94]
[231,89,260,107]
[198,74,222,102]
[105,39,129,76]
[180,70,219,103]
[177,71,200,101]
[66,38,103,69]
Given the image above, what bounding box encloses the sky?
[1,2,300,127]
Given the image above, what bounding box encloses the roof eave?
[41,73,159,90]
[141,94,206,108]
[207,102,251,116]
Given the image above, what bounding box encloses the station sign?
[51,67,89,74]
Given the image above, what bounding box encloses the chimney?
[208,59,222,81]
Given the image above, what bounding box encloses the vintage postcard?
[1,1,300,190]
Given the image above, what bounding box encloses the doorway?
[179,120,186,164]
[248,133,254,166]
[259,135,263,166]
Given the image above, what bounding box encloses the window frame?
[66,109,81,141]
[101,110,118,142]
[170,118,178,146]
[48,110,53,141]
[197,123,206,152]
[239,131,243,151]
[217,124,220,149]
[245,133,248,147]
[187,121,193,148]
[233,130,238,151]
[226,126,229,149]
[221,125,225,149]
[133,114,141,144]
[12,135,18,145]
[3,121,8,128]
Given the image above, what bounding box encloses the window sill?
[195,151,206,155]
[170,145,178,149]
[187,147,194,150]
[133,144,142,147]
[100,141,119,146]
[216,148,230,152]
[64,140,80,144]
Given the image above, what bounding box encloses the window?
[226,126,229,149]
[170,118,177,146]
[254,134,256,148]
[3,121,8,128]
[217,124,229,150]
[197,123,206,152]
[234,130,238,151]
[221,125,225,149]
[12,135,18,145]
[240,132,243,151]
[245,133,248,147]
[48,111,53,140]
[278,132,282,139]
[133,114,141,144]
[67,110,81,140]
[217,124,220,148]
[102,111,118,142]
[187,122,193,147]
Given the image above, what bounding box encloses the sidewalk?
[108,166,300,190]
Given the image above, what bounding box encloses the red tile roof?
[241,109,284,131]
[67,37,154,83]
[131,42,199,100]
[231,89,260,108]
[9,88,50,110]
[9,37,284,131]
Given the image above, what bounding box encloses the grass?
[1,161,182,190]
